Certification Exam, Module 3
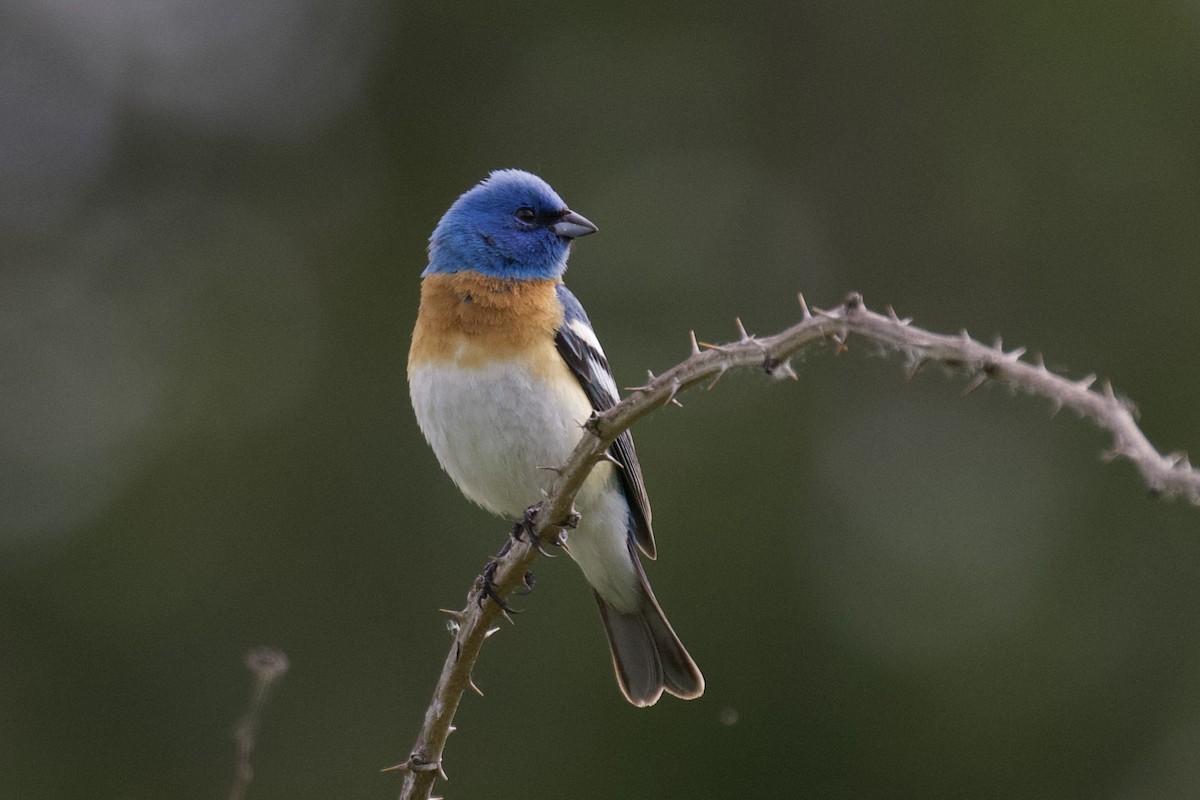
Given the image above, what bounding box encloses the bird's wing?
[554,284,656,559]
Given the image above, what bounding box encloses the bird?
[408,169,704,707]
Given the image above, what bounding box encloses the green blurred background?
[3,2,1200,798]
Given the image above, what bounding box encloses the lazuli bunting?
[408,170,704,707]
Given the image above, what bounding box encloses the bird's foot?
[476,504,570,611]
[511,503,567,557]
[476,558,519,613]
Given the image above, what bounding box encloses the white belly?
[410,358,641,610]
[409,359,600,518]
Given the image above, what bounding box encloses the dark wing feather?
[554,284,655,559]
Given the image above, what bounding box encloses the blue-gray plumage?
[408,169,703,705]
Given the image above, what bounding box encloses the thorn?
[467,675,484,697]
[906,357,930,381]
[885,304,912,325]
[1076,374,1097,390]
[705,366,729,391]
[1048,398,1063,418]
[1101,446,1122,462]
[438,608,466,622]
[811,305,835,319]
[959,329,972,344]
[963,372,989,395]
[561,506,581,529]
[1005,347,1026,361]
[536,464,563,473]
[696,340,733,352]
[500,609,516,626]
[689,330,701,355]
[624,370,660,394]
[447,725,457,734]
[992,335,1003,350]
[661,377,684,408]
[438,762,449,782]
[383,753,442,774]
[1102,380,1117,400]
[600,450,623,467]
[1035,352,1047,370]
[830,334,848,356]
[798,292,812,319]
[764,358,798,381]
[735,317,752,342]
[483,626,501,639]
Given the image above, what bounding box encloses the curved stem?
[395,291,1199,800]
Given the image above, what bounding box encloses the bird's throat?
[408,271,564,369]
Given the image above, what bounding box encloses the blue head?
[424,169,598,280]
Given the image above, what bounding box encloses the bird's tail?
[592,542,704,707]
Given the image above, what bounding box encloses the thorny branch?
[393,291,1199,800]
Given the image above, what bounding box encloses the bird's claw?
[515,570,536,596]
[512,503,562,557]
[476,559,519,613]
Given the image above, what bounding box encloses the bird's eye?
[514,207,536,224]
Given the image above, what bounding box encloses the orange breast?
[408,272,565,371]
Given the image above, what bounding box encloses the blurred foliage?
[3,1,1200,798]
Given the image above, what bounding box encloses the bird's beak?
[551,210,598,239]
